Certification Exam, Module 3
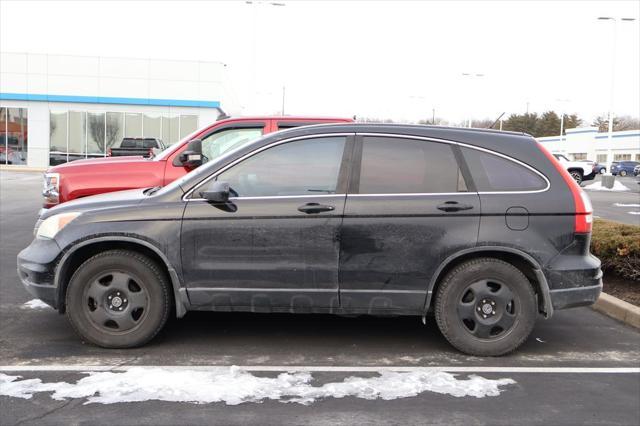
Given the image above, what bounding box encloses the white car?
[552,154,596,184]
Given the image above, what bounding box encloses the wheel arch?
[424,246,553,318]
[54,236,189,318]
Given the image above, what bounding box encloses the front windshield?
[152,126,205,161]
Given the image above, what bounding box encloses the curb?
[592,292,640,329]
[0,166,46,173]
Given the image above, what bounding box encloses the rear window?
[143,139,158,148]
[461,147,547,192]
[120,139,140,148]
[358,137,467,194]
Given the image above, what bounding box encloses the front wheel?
[569,170,583,184]
[620,170,628,177]
[434,258,537,356]
[65,250,171,348]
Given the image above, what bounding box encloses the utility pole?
[281,86,286,115]
[461,72,485,128]
[597,16,636,168]
[432,108,435,124]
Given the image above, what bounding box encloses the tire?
[620,170,627,177]
[65,250,171,348]
[599,167,606,174]
[434,258,537,356]
[569,170,583,184]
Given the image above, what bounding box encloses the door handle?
[298,203,335,214]
[437,201,474,212]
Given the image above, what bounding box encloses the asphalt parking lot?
[1,170,639,426]
[583,175,640,225]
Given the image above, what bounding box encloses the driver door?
[181,135,353,313]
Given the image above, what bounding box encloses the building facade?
[538,127,640,168]
[1,52,229,168]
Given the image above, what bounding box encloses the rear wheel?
[599,167,606,174]
[569,170,583,184]
[65,250,171,348]
[620,170,627,177]
[435,258,537,356]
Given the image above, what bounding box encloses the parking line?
[1,365,638,374]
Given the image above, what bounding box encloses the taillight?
[107,148,112,156]
[537,142,593,233]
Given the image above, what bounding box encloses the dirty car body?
[18,124,602,356]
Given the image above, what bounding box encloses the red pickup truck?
[42,116,353,208]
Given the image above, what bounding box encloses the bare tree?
[105,114,121,149]
[88,115,105,152]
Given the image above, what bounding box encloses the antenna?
[488,112,506,129]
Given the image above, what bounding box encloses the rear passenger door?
[339,135,480,313]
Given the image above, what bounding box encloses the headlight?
[43,173,60,205]
[36,212,81,239]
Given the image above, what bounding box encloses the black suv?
[18,124,602,356]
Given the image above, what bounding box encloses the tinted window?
[461,147,547,192]
[200,128,264,164]
[142,139,158,148]
[214,136,346,197]
[120,139,140,148]
[359,137,465,194]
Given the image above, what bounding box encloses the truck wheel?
[620,170,627,177]
[65,250,171,348]
[569,170,583,184]
[434,258,537,356]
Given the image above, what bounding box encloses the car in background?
[580,160,605,174]
[41,116,354,208]
[610,161,640,177]
[634,164,640,176]
[108,138,165,158]
[19,124,601,356]
[552,154,596,184]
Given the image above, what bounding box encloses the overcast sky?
[1,0,639,125]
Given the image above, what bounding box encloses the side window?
[200,128,264,164]
[358,137,466,194]
[461,147,547,192]
[213,136,346,197]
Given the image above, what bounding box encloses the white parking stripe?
[1,365,638,374]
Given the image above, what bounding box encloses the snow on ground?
[614,203,640,208]
[629,212,640,215]
[0,367,515,405]
[21,299,52,310]
[583,181,630,192]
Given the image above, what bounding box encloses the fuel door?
[505,206,529,231]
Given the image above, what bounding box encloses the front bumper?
[17,238,63,310]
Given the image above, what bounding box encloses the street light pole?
[597,16,636,168]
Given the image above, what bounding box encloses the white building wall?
[1,52,234,168]
[538,127,640,168]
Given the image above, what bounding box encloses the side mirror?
[199,181,230,203]
[178,139,203,168]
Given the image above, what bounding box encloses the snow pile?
[583,181,630,191]
[21,299,52,310]
[0,367,515,405]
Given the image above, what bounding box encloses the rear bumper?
[549,281,602,310]
[545,252,603,311]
